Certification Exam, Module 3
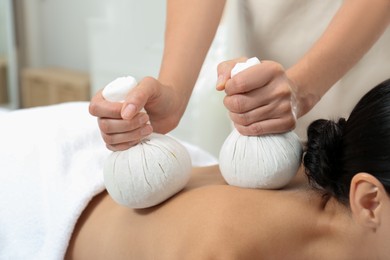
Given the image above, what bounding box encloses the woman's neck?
[289,168,371,259]
[315,195,372,259]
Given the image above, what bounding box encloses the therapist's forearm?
[287,0,390,117]
[158,0,226,102]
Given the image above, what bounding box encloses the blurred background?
[0,0,244,157]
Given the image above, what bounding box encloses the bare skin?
[65,166,368,259]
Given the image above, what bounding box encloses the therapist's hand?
[89,77,185,151]
[216,58,298,136]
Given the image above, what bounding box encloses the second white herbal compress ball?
[219,58,302,189]
[104,133,192,208]
[102,76,192,208]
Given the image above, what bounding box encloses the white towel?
[0,102,217,260]
[0,102,109,259]
[0,107,10,114]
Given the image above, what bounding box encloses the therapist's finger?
[89,90,123,119]
[121,77,160,120]
[223,78,292,114]
[216,57,247,91]
[106,141,140,152]
[224,61,283,96]
[98,113,150,134]
[227,100,291,127]
[234,117,296,136]
[101,124,153,147]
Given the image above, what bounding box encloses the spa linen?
[0,102,216,260]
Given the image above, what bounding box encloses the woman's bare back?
[65,166,354,259]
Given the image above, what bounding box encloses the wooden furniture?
[0,57,8,104]
[21,67,90,108]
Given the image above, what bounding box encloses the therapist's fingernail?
[216,75,224,86]
[216,75,227,90]
[122,104,136,119]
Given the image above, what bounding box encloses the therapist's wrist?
[297,89,321,118]
[159,75,193,107]
[158,80,191,132]
[286,70,321,118]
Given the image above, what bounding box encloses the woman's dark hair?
[304,78,390,204]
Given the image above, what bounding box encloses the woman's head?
[304,78,390,204]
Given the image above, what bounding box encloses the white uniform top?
[241,0,390,138]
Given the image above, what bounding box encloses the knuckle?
[230,95,244,112]
[218,59,238,72]
[235,124,253,136]
[279,101,292,114]
[107,143,126,152]
[223,96,230,109]
[106,143,115,151]
[131,77,157,100]
[98,119,110,133]
[141,76,156,85]
[106,144,123,152]
[88,102,98,116]
[130,90,147,104]
[269,62,284,74]
[102,133,114,144]
[235,112,250,126]
[128,140,140,148]
[140,76,159,93]
[231,76,247,93]
[249,123,263,136]
[229,112,239,125]
[285,117,296,130]
[276,85,291,98]
[122,118,134,131]
[117,143,132,151]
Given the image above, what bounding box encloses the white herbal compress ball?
[219,129,301,189]
[102,76,192,208]
[219,58,302,189]
[104,133,192,208]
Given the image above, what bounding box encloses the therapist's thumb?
[121,76,158,119]
[216,57,247,91]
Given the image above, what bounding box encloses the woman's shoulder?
[163,165,323,258]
